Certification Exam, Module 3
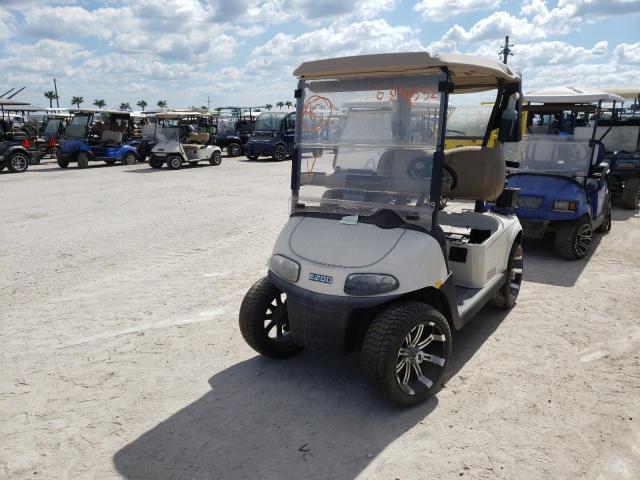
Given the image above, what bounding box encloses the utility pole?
[53,78,60,107]
[499,35,514,65]
[207,96,212,110]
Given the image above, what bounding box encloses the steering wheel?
[407,156,432,180]
[443,163,458,191]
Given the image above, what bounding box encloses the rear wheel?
[77,152,89,169]
[6,151,29,173]
[361,301,451,406]
[149,156,164,169]
[491,242,523,309]
[122,152,137,165]
[167,155,182,170]
[239,276,303,359]
[620,178,639,210]
[555,217,592,260]
[596,202,612,233]
[227,143,241,157]
[209,151,222,166]
[273,144,287,162]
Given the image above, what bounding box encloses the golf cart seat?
[101,130,123,145]
[188,132,210,144]
[444,146,505,201]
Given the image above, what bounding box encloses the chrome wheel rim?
[230,144,240,156]
[509,244,524,301]
[575,223,592,256]
[11,153,28,171]
[125,154,136,165]
[275,145,285,161]
[212,154,221,165]
[170,158,181,168]
[396,322,447,396]
[264,292,291,343]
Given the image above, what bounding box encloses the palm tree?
[265,104,273,111]
[93,99,106,109]
[137,100,147,111]
[284,101,293,109]
[276,101,284,110]
[44,91,58,108]
[71,96,84,108]
[119,102,131,111]
[157,100,168,109]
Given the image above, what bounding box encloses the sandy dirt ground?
[1,156,639,480]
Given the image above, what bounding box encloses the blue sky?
[1,0,639,110]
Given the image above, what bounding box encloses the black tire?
[555,216,593,260]
[491,242,523,309]
[149,156,164,169]
[239,276,303,359]
[167,155,182,170]
[0,164,5,172]
[6,151,30,173]
[77,152,89,169]
[620,178,640,210]
[361,300,451,406]
[104,159,117,166]
[246,154,259,161]
[273,144,287,162]
[122,152,137,165]
[209,151,222,166]
[596,201,612,233]
[56,150,69,168]
[227,143,241,157]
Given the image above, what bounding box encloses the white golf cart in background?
[239,52,524,406]
[148,111,222,170]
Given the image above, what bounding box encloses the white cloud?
[0,7,15,40]
[442,11,546,44]
[613,42,640,64]
[414,0,501,21]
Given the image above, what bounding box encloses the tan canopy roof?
[293,52,520,91]
[525,86,625,104]
[600,87,640,99]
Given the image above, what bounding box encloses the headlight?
[552,200,577,212]
[269,254,300,282]
[344,274,399,296]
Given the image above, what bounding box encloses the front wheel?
[491,242,523,309]
[227,143,241,157]
[361,301,451,406]
[272,144,287,162]
[122,152,137,165]
[555,217,592,260]
[620,178,639,210]
[6,151,30,173]
[239,277,303,359]
[596,202,612,233]
[167,155,183,170]
[149,156,164,169]
[209,151,222,166]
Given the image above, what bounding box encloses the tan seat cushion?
[188,132,209,144]
[445,146,505,201]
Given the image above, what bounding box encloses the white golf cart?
[148,111,222,170]
[239,52,524,406]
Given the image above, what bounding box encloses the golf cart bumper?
[518,219,550,239]
[244,141,274,157]
[269,271,398,354]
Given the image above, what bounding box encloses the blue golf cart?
[244,111,295,161]
[501,87,623,259]
[57,109,139,168]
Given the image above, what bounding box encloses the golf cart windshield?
[255,113,286,131]
[294,74,445,230]
[156,119,180,143]
[502,134,594,177]
[66,114,91,139]
[446,105,491,139]
[44,119,61,134]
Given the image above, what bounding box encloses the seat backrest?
[188,131,209,144]
[444,146,505,201]
[377,149,430,178]
[101,130,123,144]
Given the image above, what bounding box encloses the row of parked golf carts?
[236,52,640,407]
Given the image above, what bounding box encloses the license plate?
[309,273,333,284]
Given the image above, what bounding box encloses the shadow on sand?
[113,307,509,480]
